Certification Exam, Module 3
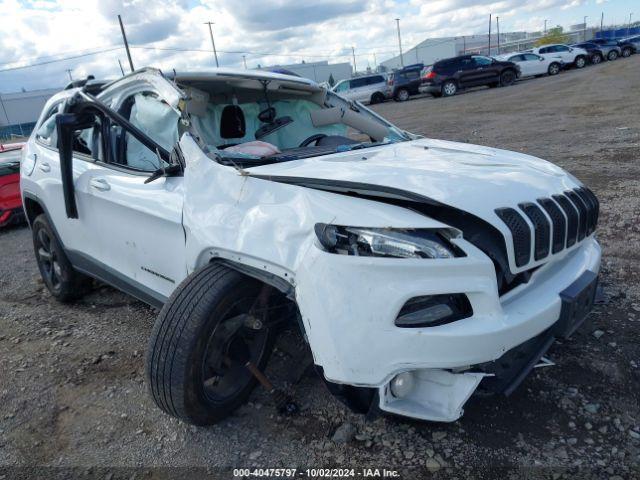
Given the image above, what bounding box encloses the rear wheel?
[607,50,618,61]
[32,214,90,302]
[548,62,561,75]
[146,263,278,425]
[574,56,586,68]
[621,47,632,58]
[394,88,410,102]
[370,92,385,104]
[441,80,457,97]
[500,70,516,87]
[591,53,603,65]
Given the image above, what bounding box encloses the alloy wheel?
[443,82,456,96]
[36,229,62,292]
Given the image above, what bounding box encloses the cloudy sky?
[0,0,635,93]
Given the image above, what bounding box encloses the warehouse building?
[0,88,59,140]
[261,60,352,84]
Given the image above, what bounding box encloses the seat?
[220,105,246,139]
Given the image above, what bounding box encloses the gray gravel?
[1,56,639,478]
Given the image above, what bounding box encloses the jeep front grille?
[495,187,599,269]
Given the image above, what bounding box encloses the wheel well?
[23,196,44,226]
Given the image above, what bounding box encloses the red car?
[0,142,25,227]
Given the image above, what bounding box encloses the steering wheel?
[299,134,328,148]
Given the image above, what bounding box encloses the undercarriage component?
[245,361,298,416]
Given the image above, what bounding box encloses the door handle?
[39,162,50,172]
[90,178,111,191]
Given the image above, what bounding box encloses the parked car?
[529,44,589,68]
[574,41,621,61]
[0,143,25,227]
[22,67,601,425]
[591,37,637,57]
[386,63,424,101]
[419,55,520,97]
[570,43,606,64]
[332,74,387,104]
[493,52,562,76]
[618,35,640,56]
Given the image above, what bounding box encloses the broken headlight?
[314,224,464,259]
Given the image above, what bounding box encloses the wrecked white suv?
[20,68,601,424]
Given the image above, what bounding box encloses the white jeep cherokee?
[20,68,601,425]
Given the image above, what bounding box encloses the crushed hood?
[246,138,580,225]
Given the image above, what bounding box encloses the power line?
[0,47,123,73]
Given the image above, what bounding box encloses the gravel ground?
[1,56,639,479]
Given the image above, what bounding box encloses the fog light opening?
[395,294,473,328]
[390,372,415,398]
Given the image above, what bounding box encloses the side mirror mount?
[56,111,96,219]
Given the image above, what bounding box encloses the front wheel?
[574,56,586,68]
[621,47,632,58]
[500,70,516,86]
[591,54,603,65]
[32,214,90,302]
[548,62,561,75]
[607,50,618,61]
[146,263,277,425]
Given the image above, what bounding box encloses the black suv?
[386,63,424,101]
[419,55,520,98]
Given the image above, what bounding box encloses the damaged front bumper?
[295,236,601,422]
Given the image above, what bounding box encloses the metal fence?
[0,122,35,142]
[595,27,640,40]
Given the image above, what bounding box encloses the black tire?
[370,92,385,104]
[591,53,603,65]
[32,214,90,302]
[574,56,586,68]
[441,80,457,97]
[500,69,516,87]
[621,47,632,58]
[146,263,277,425]
[607,50,618,61]
[394,88,410,102]
[548,62,561,75]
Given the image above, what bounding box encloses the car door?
[348,77,369,102]
[470,56,497,85]
[554,45,573,63]
[456,57,477,87]
[521,54,545,76]
[59,74,189,304]
[508,55,528,76]
[26,100,96,254]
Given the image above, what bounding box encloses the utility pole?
[118,15,134,72]
[462,35,466,54]
[600,12,604,31]
[242,55,247,69]
[488,14,492,55]
[544,19,548,34]
[351,46,357,74]
[204,21,219,67]
[395,18,404,67]
[118,59,125,76]
[630,13,634,36]
[65,69,73,81]
[583,16,588,41]
[496,16,500,55]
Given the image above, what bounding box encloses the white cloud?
[0,0,625,92]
